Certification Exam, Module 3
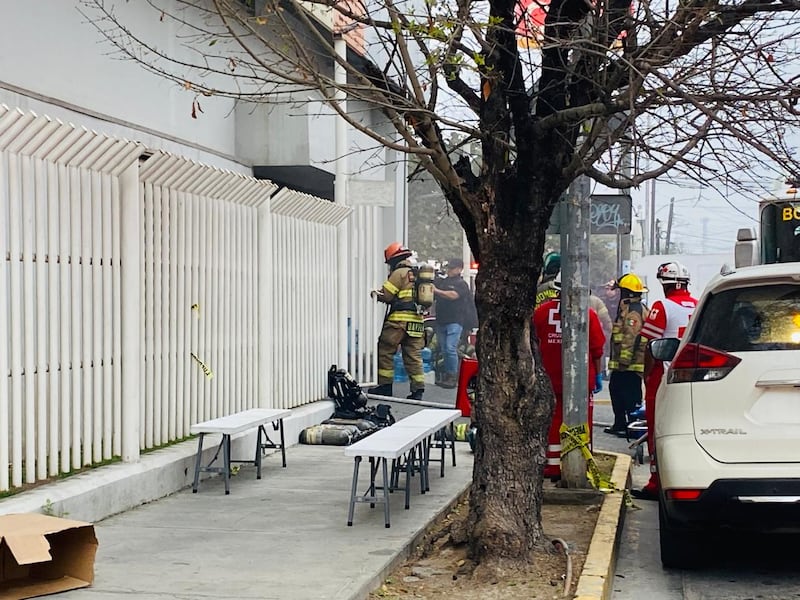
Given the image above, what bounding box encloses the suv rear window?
[691,284,800,352]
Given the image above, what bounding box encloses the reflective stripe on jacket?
[382,262,422,324]
[608,298,647,372]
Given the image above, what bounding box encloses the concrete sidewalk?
[0,380,629,600]
[55,441,474,600]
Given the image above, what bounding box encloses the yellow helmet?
[617,273,648,294]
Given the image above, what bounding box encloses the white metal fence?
[0,106,143,489]
[345,205,385,385]
[0,105,353,491]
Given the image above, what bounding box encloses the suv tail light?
[667,343,741,383]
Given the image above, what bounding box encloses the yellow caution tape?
[559,422,620,494]
[190,352,214,380]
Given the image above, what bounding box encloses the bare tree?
[82,0,800,574]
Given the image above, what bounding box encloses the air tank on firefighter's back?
[416,264,436,308]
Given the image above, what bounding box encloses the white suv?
[650,262,800,568]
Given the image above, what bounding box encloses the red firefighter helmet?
[384,242,412,263]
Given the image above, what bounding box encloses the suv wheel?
[658,500,704,569]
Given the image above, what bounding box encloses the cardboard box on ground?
[0,514,97,599]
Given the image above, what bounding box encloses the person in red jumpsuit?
[533,272,606,479]
[632,261,698,500]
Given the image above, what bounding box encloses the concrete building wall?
[0,1,239,163]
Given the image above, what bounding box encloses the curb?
[574,451,632,600]
[351,480,472,600]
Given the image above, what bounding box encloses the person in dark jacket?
[433,258,472,389]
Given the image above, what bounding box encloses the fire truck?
[735,191,800,267]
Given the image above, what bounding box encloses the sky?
[632,183,759,255]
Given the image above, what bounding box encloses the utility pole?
[655,219,661,254]
[561,175,590,488]
[649,179,657,255]
[665,197,675,254]
[619,148,632,273]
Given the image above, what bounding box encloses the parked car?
[650,262,800,568]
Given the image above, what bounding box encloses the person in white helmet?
[632,261,698,500]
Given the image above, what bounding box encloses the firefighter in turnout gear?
[632,261,698,500]
[605,273,648,435]
[368,242,426,400]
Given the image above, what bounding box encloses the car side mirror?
[648,338,680,361]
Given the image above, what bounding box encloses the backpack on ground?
[327,365,368,418]
[327,365,395,427]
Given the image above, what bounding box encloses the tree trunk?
[465,197,554,572]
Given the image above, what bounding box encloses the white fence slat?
[249,207,255,406]
[227,205,234,409]
[91,170,103,463]
[0,151,9,491]
[245,207,252,408]
[176,192,187,437]
[197,195,208,422]
[152,185,163,445]
[167,191,178,440]
[34,158,48,481]
[111,175,122,457]
[274,216,281,409]
[160,188,170,443]
[232,206,242,412]
[222,202,232,415]
[236,205,245,409]
[58,164,71,473]
[101,172,113,460]
[21,155,36,484]
[119,161,142,463]
[210,201,220,417]
[9,151,24,488]
[46,162,61,476]
[138,178,145,450]
[143,182,154,449]
[188,197,198,428]
[80,168,93,466]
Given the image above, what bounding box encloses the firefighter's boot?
[407,389,424,401]
[368,384,393,397]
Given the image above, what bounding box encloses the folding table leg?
[421,438,430,492]
[192,433,205,493]
[222,434,231,495]
[440,428,446,477]
[255,426,263,480]
[278,418,287,467]
[369,457,377,508]
[404,449,413,510]
[382,458,391,528]
[450,422,457,467]
[347,456,362,526]
[390,459,399,491]
[417,442,426,494]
